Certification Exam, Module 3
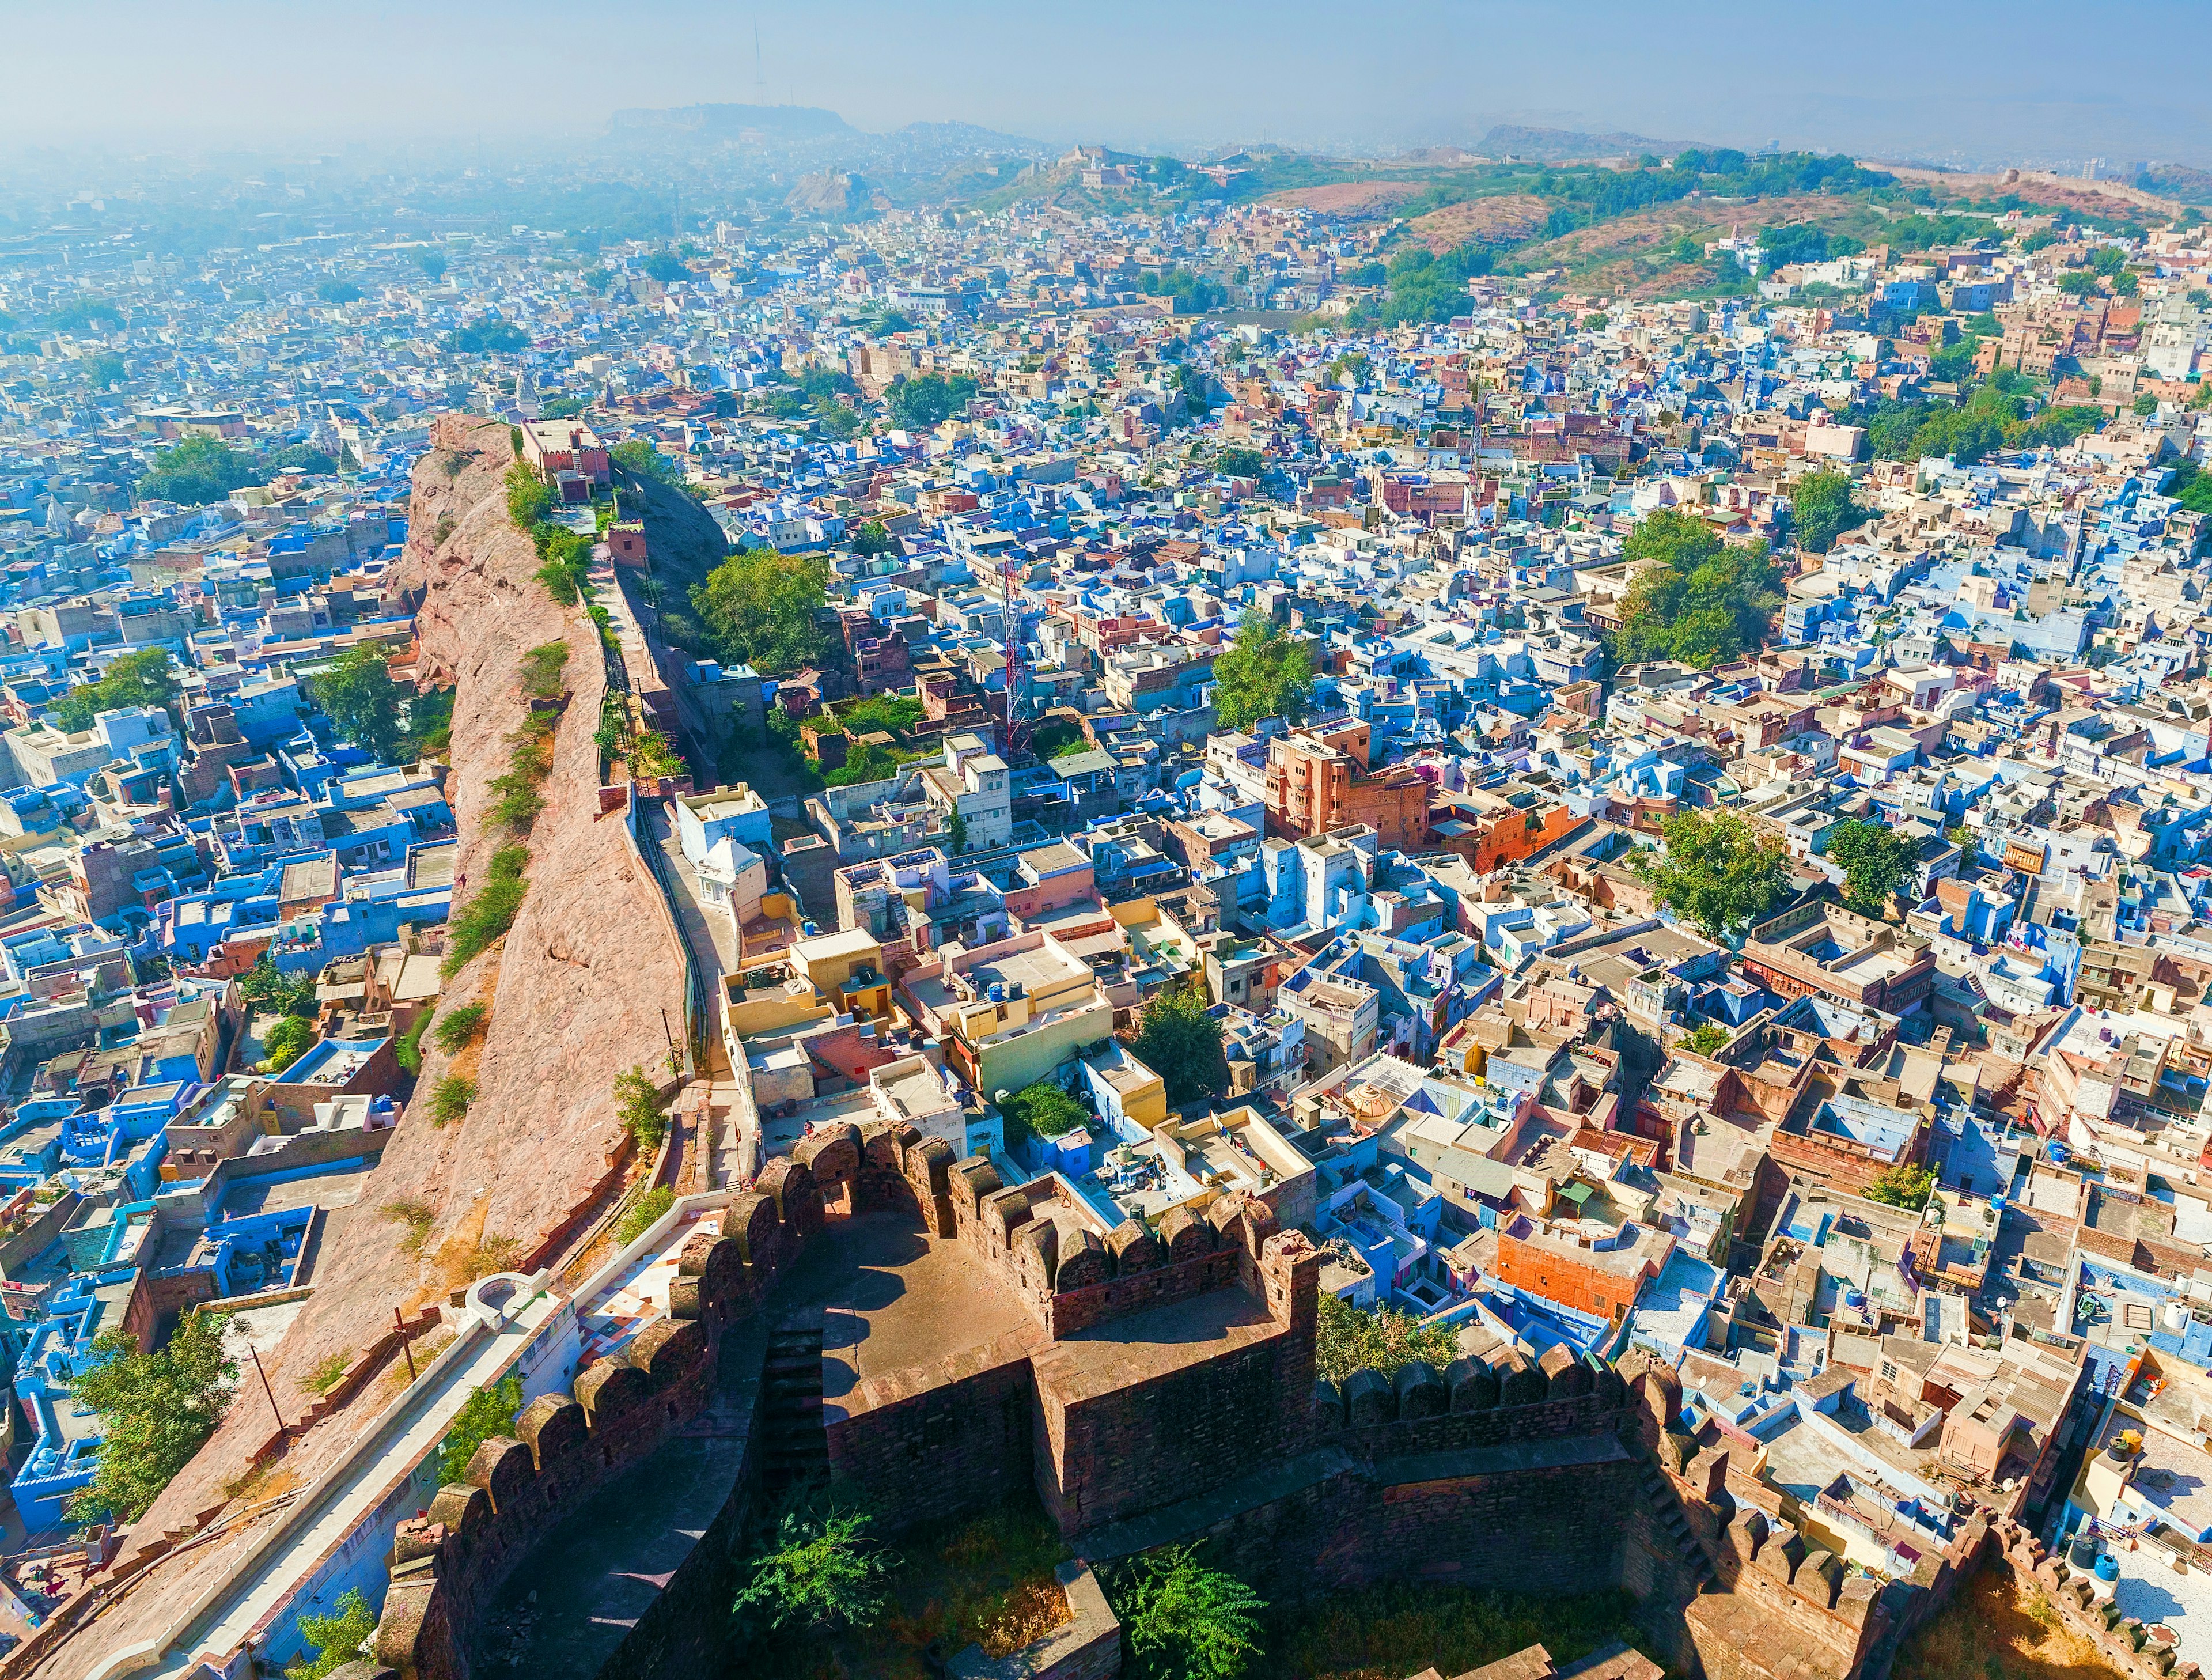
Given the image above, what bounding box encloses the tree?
[241,952,318,1018]
[610,437,685,488]
[1790,469,1865,554]
[286,1588,376,1680]
[260,1016,316,1074]
[309,646,405,762]
[997,1080,1087,1154]
[641,250,689,284]
[2056,271,2100,297]
[1127,982,1226,1107]
[412,249,448,282]
[1631,810,1793,943]
[735,1499,897,1636]
[1825,819,1916,914]
[1315,1292,1460,1384]
[270,443,338,474]
[1866,1163,1937,1212]
[1611,513,1782,669]
[48,648,179,732]
[614,1065,668,1150]
[440,1374,522,1482]
[84,352,127,392]
[315,279,362,305]
[1115,1545,1267,1680]
[690,548,832,675]
[1215,446,1263,479]
[66,1308,237,1523]
[1210,611,1311,731]
[137,436,263,506]
[849,519,896,557]
[884,372,979,431]
[1684,1022,1732,1056]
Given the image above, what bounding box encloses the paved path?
[119,1291,560,1680]
[639,801,734,1080]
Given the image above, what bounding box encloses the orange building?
[1493,1214,1672,1325]
[1263,722,1429,852]
[1426,787,1580,873]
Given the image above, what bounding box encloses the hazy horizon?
[7,0,2212,174]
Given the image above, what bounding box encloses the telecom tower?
[998,554,1031,761]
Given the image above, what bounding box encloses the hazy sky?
[7,0,2211,168]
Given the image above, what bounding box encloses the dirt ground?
[1407,193,1553,252]
[1266,180,1427,216]
[1892,1565,2127,1680]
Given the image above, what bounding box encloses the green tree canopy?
[259,1015,316,1073]
[1210,611,1312,731]
[287,1590,376,1680]
[1790,468,1865,554]
[411,249,448,281]
[1632,810,1794,943]
[49,648,179,733]
[996,1080,1088,1153]
[1115,1544,1267,1680]
[240,951,318,1017]
[1611,512,1782,669]
[450,318,529,354]
[884,372,979,431]
[309,646,405,762]
[849,519,896,557]
[137,436,264,506]
[1315,1292,1461,1384]
[610,437,685,487]
[641,251,689,284]
[1866,1163,1937,1212]
[1127,981,1227,1107]
[315,279,362,304]
[440,1374,522,1482]
[66,1308,237,1523]
[736,1499,897,1637]
[1215,446,1264,479]
[690,548,831,675]
[1825,819,1917,914]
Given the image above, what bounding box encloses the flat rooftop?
[781,1212,1044,1412]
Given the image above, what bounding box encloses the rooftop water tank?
[2069,1534,2099,1571]
[2094,1554,2120,1585]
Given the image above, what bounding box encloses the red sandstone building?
[1263,721,1429,852]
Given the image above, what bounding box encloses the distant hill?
[1475,124,1694,161]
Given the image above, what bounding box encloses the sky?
[6,0,2212,169]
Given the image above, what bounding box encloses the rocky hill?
[104,416,687,1577]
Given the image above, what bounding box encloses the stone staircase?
[759,1314,829,1498]
[1640,1462,1717,1593]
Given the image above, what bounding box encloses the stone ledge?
[949,1559,1121,1680]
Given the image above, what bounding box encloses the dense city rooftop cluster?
[3,120,2212,1680]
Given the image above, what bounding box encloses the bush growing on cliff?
[615,1186,675,1246]
[395,1010,432,1075]
[614,1066,669,1152]
[442,845,530,977]
[434,1002,487,1054]
[66,1307,237,1524]
[429,1074,476,1126]
[504,461,553,529]
[438,1373,522,1485]
[1313,1293,1461,1386]
[519,640,571,700]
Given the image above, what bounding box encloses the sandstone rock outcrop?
[118,415,687,1546]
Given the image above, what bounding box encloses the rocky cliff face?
[124,415,687,1540]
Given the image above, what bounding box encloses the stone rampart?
[366,1168,826,1680]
